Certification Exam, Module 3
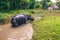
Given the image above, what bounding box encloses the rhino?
[11,14,34,27]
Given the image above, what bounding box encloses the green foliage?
[0,0,35,10]
[29,0,35,9]
[0,0,53,10]
[0,2,10,10]
[32,16,60,40]
[57,1,60,9]
[40,0,51,9]
[34,1,42,9]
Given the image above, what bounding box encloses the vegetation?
[57,1,60,9]
[32,10,60,40]
[0,9,60,40]
[40,0,51,9]
[0,0,60,40]
[0,0,53,10]
[0,9,38,24]
[0,0,35,10]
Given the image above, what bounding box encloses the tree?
[34,1,42,9]
[29,0,35,9]
[10,0,35,9]
[57,1,60,9]
[0,0,10,10]
[0,0,36,10]
[40,0,51,9]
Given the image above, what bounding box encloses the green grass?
[32,16,60,40]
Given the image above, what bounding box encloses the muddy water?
[0,23,33,40]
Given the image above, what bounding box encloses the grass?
[32,15,60,40]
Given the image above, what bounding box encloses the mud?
[0,23,33,40]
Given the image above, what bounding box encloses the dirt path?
[0,23,33,40]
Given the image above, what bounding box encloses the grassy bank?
[0,9,39,24]
[32,11,60,40]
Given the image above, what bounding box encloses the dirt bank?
[0,23,33,40]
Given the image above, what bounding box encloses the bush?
[0,18,6,24]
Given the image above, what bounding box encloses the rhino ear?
[29,14,31,16]
[13,16,16,17]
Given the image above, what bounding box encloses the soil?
[0,23,33,40]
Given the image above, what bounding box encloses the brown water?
[0,23,33,40]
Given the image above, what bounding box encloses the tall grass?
[32,12,60,40]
